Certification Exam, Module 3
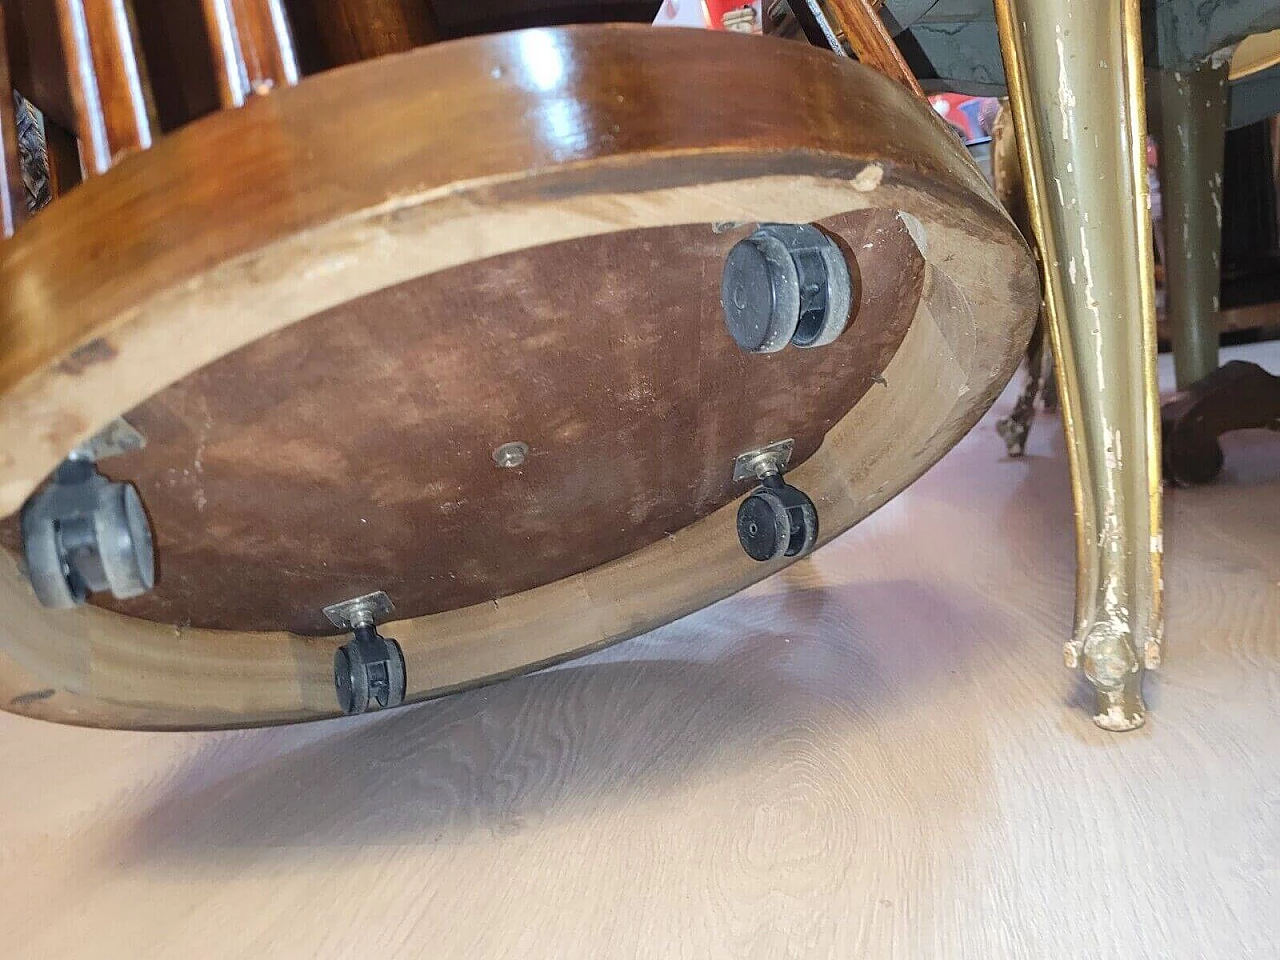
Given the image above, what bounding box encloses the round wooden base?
[0,26,1038,729]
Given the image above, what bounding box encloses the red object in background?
[654,0,762,31]
[704,0,763,31]
[929,94,999,144]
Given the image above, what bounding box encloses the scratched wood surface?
[1,342,1277,959]
[0,26,1037,729]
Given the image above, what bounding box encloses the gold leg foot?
[1064,617,1148,731]
[1082,620,1146,731]
[995,0,1164,729]
[1092,675,1146,732]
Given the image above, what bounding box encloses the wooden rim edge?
[0,26,1038,728]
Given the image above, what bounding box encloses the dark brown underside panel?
[64,208,922,634]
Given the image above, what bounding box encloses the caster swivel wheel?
[334,625,406,715]
[736,476,818,562]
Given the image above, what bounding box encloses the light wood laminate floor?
[2,344,1278,959]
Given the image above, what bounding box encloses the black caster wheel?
[720,223,855,354]
[19,459,155,609]
[736,477,818,561]
[334,625,406,715]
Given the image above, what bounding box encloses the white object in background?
[653,0,710,29]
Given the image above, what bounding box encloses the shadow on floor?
[118,579,1017,862]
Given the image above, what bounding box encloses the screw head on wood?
[492,441,529,468]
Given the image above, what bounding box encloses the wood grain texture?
[826,0,922,95]
[55,0,155,173]
[289,0,437,64]
[39,112,82,195]
[2,0,78,132]
[44,211,917,634]
[1,343,1277,959]
[0,25,1004,496]
[202,0,299,106]
[0,27,1037,729]
[130,0,223,130]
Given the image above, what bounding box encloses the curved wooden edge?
[0,26,991,442]
[1230,29,1280,81]
[0,25,1038,728]
[0,165,978,512]
[0,195,1037,730]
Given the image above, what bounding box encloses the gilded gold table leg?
[994,0,1163,730]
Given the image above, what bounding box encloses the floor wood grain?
[2,344,1278,959]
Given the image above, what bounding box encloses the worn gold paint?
[993,0,1163,729]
